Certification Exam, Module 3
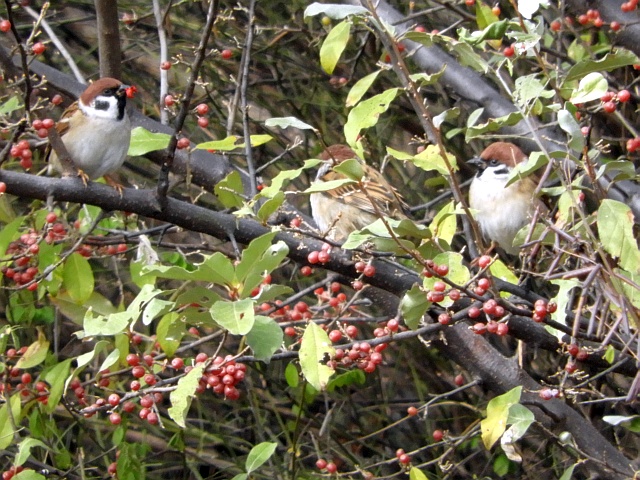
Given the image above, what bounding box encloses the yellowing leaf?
[168,364,204,428]
[344,88,400,146]
[346,70,381,107]
[320,20,351,74]
[598,199,640,273]
[15,329,49,369]
[299,321,335,391]
[481,386,522,449]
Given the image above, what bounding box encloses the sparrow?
[310,144,409,242]
[468,142,546,255]
[48,77,131,181]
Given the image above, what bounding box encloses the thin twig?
[240,0,258,196]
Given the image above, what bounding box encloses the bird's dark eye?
[488,159,500,167]
[102,88,115,96]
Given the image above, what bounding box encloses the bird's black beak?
[467,157,485,170]
[116,84,130,97]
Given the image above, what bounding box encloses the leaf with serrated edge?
[299,322,335,391]
[168,364,204,428]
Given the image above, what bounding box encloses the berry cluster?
[332,340,385,374]
[196,354,247,401]
[1,214,63,290]
[2,465,31,480]
[0,347,49,405]
[601,89,631,114]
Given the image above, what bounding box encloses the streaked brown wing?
[321,166,408,219]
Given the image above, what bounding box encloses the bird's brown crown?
[319,144,357,165]
[480,142,527,168]
[79,77,124,104]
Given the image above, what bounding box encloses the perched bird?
[468,142,546,255]
[48,77,131,181]
[310,144,408,242]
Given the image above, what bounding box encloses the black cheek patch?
[94,99,110,111]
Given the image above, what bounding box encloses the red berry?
[21,372,31,384]
[433,281,446,292]
[492,6,500,16]
[0,20,11,32]
[196,103,209,115]
[576,349,589,361]
[503,46,515,57]
[20,157,33,170]
[550,20,561,31]
[432,429,444,441]
[603,101,617,113]
[482,299,497,315]
[131,366,145,378]
[618,89,631,102]
[414,26,426,32]
[171,357,184,369]
[387,318,399,332]
[164,95,175,107]
[160,61,172,70]
[317,250,330,263]
[122,401,135,413]
[547,301,557,313]
[300,266,312,276]
[328,330,342,342]
[539,388,554,400]
[355,261,366,272]
[221,49,233,59]
[496,323,509,336]
[108,461,118,475]
[465,0,475,5]
[197,117,209,128]
[436,264,449,276]
[117,243,127,253]
[126,353,140,366]
[578,14,589,25]
[477,278,491,290]
[611,21,621,31]
[325,462,337,474]
[345,325,358,337]
[449,289,460,301]
[438,313,451,325]
[307,251,320,264]
[468,306,481,318]
[352,280,364,290]
[478,255,491,268]
[125,86,137,98]
[454,374,464,386]
[31,42,45,55]
[567,343,580,357]
[284,326,296,337]
[407,406,418,416]
[398,453,411,464]
[0,182,6,194]
[472,322,487,334]
[108,393,121,406]
[147,411,158,424]
[565,361,577,373]
[363,264,376,277]
[51,95,63,106]
[176,137,190,149]
[316,459,328,470]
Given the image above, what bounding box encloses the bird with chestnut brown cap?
[47,77,131,183]
[310,144,409,243]
[468,142,547,255]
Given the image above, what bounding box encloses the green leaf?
[603,415,640,432]
[425,252,469,289]
[245,442,278,473]
[613,269,640,315]
[465,111,523,140]
[259,159,321,198]
[15,438,49,466]
[409,66,447,87]
[304,3,368,19]
[168,364,204,428]
[99,348,121,373]
[157,312,184,357]
[210,299,255,335]
[326,369,366,391]
[264,116,318,131]
[0,96,22,115]
[597,199,640,273]
[0,216,24,263]
[433,107,460,130]
[0,394,21,449]
[299,321,335,391]
[252,284,294,303]
[62,253,94,304]
[127,127,171,156]
[513,74,554,111]
[42,359,71,414]
[257,191,285,223]
[236,233,288,295]
[246,316,283,361]
[400,284,430,330]
[14,471,46,480]
[505,403,534,442]
[549,279,579,326]
[505,151,548,187]
[333,158,364,180]
[559,464,576,480]
[407,144,457,175]
[557,109,585,152]
[409,467,429,480]
[320,20,351,74]
[565,48,640,82]
[195,134,272,151]
[481,386,522,449]
[231,475,248,480]
[284,362,299,388]
[489,260,519,298]
[493,454,511,477]
[429,201,456,245]
[15,329,49,369]
[344,88,400,146]
[346,70,381,107]
[82,309,130,336]
[214,171,245,209]
[304,177,356,194]
[570,72,608,104]
[145,253,235,287]
[142,297,174,326]
[603,345,616,364]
